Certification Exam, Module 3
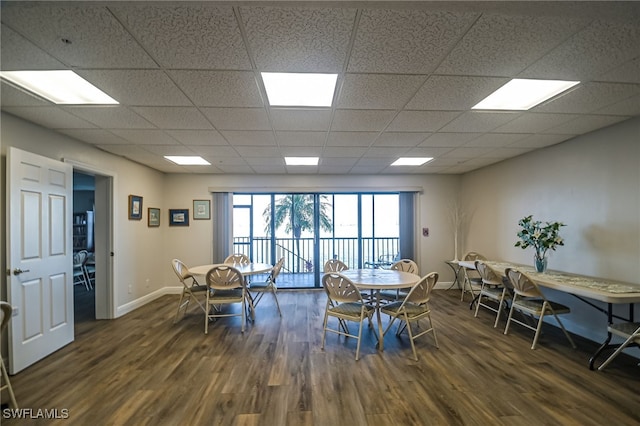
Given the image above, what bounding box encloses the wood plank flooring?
[4,288,640,425]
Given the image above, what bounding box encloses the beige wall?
[460,116,640,340]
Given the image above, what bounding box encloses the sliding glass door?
[232,192,400,288]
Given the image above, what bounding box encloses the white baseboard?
[116,286,182,317]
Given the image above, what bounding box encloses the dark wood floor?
[5,288,640,425]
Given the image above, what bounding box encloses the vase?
[534,255,547,273]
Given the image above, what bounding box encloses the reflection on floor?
[74,283,95,325]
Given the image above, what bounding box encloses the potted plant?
[515,215,566,272]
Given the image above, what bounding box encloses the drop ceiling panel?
[168,71,263,107]
[463,133,527,148]
[269,109,332,131]
[275,131,327,147]
[1,3,157,68]
[387,111,461,132]
[234,146,282,157]
[221,130,276,146]
[1,82,51,107]
[331,109,395,132]
[419,132,482,147]
[373,132,430,147]
[348,8,478,74]
[543,115,631,135]
[436,13,587,76]
[494,113,580,133]
[326,132,378,147]
[508,133,572,149]
[131,107,212,130]
[598,57,640,84]
[111,4,251,69]
[406,75,508,110]
[323,146,367,157]
[534,82,640,114]
[75,70,192,106]
[439,111,520,133]
[3,107,96,129]
[59,129,130,145]
[241,6,356,72]
[202,108,271,131]
[110,129,179,145]
[338,74,426,109]
[190,146,241,158]
[520,20,640,80]
[64,106,154,129]
[594,95,640,116]
[165,130,228,146]
[0,25,65,70]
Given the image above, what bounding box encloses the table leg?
[589,303,614,370]
[376,290,384,351]
[444,262,462,291]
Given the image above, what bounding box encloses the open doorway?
[68,160,115,324]
[73,171,96,326]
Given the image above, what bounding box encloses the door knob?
[13,268,30,275]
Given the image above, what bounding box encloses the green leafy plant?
[515,215,566,262]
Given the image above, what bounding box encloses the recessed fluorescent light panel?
[391,157,433,166]
[472,79,579,110]
[0,70,118,104]
[164,156,211,166]
[285,157,319,166]
[262,72,338,107]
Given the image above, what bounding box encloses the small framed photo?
[169,209,189,226]
[193,200,211,220]
[128,195,143,220]
[148,207,160,227]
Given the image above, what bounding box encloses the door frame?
[64,159,116,319]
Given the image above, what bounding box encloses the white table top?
[190,262,273,276]
[459,260,640,304]
[337,269,420,290]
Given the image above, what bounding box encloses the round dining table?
[337,268,421,351]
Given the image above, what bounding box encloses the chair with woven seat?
[323,258,348,272]
[378,259,419,302]
[205,265,247,334]
[380,272,439,360]
[250,257,284,316]
[504,268,576,350]
[461,251,485,301]
[598,322,640,371]
[321,272,377,360]
[473,260,511,328]
[172,259,208,324]
[0,302,18,409]
[224,253,250,265]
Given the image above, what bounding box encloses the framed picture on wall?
[193,200,210,220]
[148,207,160,227]
[169,209,189,226]
[128,195,143,220]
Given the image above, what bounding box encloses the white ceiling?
[1,1,639,175]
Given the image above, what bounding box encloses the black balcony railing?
[232,236,399,275]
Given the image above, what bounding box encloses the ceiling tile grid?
[1,1,638,175]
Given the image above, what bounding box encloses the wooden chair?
[172,259,208,324]
[504,268,576,350]
[598,322,640,370]
[473,261,511,328]
[205,265,247,334]
[321,273,377,360]
[250,257,284,316]
[380,272,439,360]
[0,302,18,409]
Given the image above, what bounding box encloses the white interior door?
[6,147,74,374]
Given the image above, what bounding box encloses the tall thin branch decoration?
[448,199,467,261]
